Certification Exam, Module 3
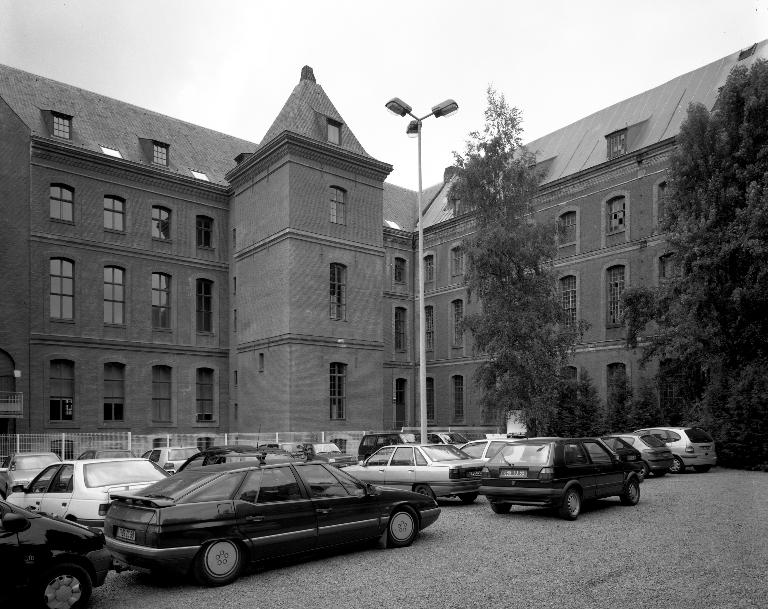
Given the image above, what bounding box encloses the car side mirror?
[2,512,31,533]
[11,484,26,494]
[365,483,380,496]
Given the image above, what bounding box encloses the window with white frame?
[606,196,626,234]
[330,263,347,321]
[560,275,577,326]
[329,362,346,419]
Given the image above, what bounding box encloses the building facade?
[0,42,765,435]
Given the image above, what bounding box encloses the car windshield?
[15,455,59,470]
[312,444,341,453]
[639,434,666,448]
[168,448,199,461]
[421,445,470,461]
[490,443,551,465]
[83,460,167,487]
[685,428,713,442]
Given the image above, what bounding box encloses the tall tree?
[622,59,768,467]
[451,89,582,434]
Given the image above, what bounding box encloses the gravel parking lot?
[88,468,767,609]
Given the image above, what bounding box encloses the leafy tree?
[622,59,768,467]
[450,89,584,433]
[551,372,604,436]
[626,383,664,430]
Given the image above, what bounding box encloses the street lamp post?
[385,97,459,444]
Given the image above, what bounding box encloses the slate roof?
[0,63,256,186]
[258,66,371,158]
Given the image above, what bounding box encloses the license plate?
[116,527,135,543]
[467,470,482,478]
[500,468,527,478]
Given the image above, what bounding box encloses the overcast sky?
[0,0,765,189]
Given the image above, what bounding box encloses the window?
[606,265,625,326]
[151,273,171,329]
[451,246,464,277]
[50,359,74,421]
[452,375,464,420]
[560,275,577,327]
[152,142,169,166]
[394,307,407,351]
[152,206,171,240]
[234,370,238,386]
[394,258,406,284]
[329,263,347,321]
[50,185,74,222]
[103,266,125,325]
[196,368,214,422]
[152,365,171,422]
[330,187,346,225]
[659,253,679,282]
[330,362,346,420]
[103,363,125,421]
[424,255,434,282]
[104,196,125,231]
[606,196,626,233]
[52,112,71,139]
[583,441,613,464]
[426,377,435,422]
[606,129,626,159]
[562,366,578,381]
[196,216,213,248]
[558,211,576,244]
[657,182,668,227]
[394,378,406,428]
[196,278,213,333]
[452,299,464,345]
[658,360,683,414]
[50,258,74,320]
[233,309,237,331]
[607,363,627,396]
[327,120,341,145]
[258,353,264,372]
[425,306,434,351]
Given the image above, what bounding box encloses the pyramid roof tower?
[258,66,371,158]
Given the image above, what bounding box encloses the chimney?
[300,66,316,83]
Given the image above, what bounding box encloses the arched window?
[50,258,74,320]
[152,273,172,329]
[152,365,172,422]
[451,246,464,277]
[50,359,74,421]
[560,275,577,326]
[425,306,434,351]
[606,265,625,326]
[394,257,406,284]
[330,263,347,320]
[104,363,125,421]
[104,266,125,325]
[151,206,171,240]
[423,254,434,282]
[558,211,576,244]
[104,196,124,231]
[196,368,214,422]
[330,187,346,225]
[329,362,346,420]
[394,307,407,351]
[196,278,213,333]
[50,184,74,222]
[606,196,626,234]
[452,300,464,345]
[196,215,213,248]
[452,375,464,421]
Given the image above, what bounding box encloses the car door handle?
[316,508,332,514]
[61,502,68,507]
[245,515,264,522]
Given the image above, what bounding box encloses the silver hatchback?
[633,427,716,473]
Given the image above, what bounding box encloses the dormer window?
[606,129,627,159]
[327,120,341,145]
[152,142,169,166]
[52,112,72,139]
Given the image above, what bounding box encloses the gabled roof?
[526,40,768,184]
[383,182,446,232]
[258,66,371,158]
[0,63,256,186]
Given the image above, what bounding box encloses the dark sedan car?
[0,499,112,609]
[603,433,674,477]
[480,437,641,520]
[105,461,440,586]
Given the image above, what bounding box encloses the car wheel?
[36,561,93,609]
[193,539,243,587]
[670,456,685,474]
[620,478,640,505]
[413,484,436,500]
[458,492,478,504]
[490,501,512,514]
[640,461,650,480]
[693,465,711,473]
[558,487,581,520]
[387,508,418,548]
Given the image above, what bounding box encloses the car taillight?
[145,522,161,546]
[98,503,111,516]
[538,467,554,482]
[685,446,694,453]
[449,468,460,480]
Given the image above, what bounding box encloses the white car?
[459,438,524,462]
[141,446,199,473]
[6,458,169,526]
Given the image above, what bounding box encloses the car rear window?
[83,460,167,488]
[15,455,59,470]
[639,434,666,448]
[685,428,713,442]
[313,444,341,453]
[460,443,486,458]
[489,443,551,466]
[421,445,470,461]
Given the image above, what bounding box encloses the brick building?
[0,41,765,435]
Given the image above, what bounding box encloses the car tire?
[413,484,436,500]
[490,501,512,514]
[693,465,711,473]
[620,478,640,506]
[458,492,478,504]
[640,461,651,480]
[387,508,418,548]
[193,539,243,587]
[558,487,581,520]
[36,561,93,609]
[670,456,685,474]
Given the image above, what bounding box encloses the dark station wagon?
[479,437,642,520]
[104,461,440,586]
